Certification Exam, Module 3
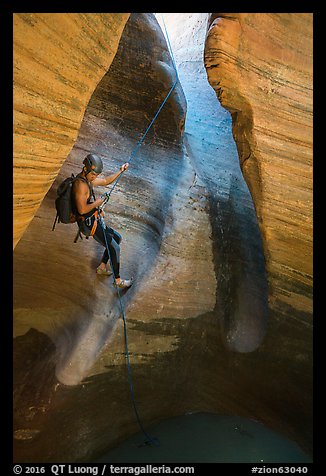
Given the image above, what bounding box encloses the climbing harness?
[99,14,178,448]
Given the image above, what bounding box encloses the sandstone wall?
[14,13,215,461]
[13,13,130,248]
[159,13,269,354]
[13,13,312,462]
[204,13,313,321]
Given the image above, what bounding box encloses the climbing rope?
[99,213,159,447]
[99,14,178,447]
[103,14,178,200]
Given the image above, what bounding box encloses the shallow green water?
[96,412,312,463]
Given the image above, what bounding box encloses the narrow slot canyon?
[13,13,312,463]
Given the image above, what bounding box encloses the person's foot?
[96,265,113,276]
[114,278,133,289]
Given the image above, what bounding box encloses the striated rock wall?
[13,13,312,462]
[13,13,130,248]
[158,13,269,354]
[14,13,216,461]
[204,13,313,322]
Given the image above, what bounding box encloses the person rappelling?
[71,153,133,289]
[50,15,178,448]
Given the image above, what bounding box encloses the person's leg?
[107,227,122,245]
[93,225,120,277]
[94,223,133,288]
[103,235,121,279]
[98,228,122,273]
[95,246,112,275]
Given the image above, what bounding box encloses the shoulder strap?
[90,183,96,201]
[72,173,97,219]
[52,213,58,231]
[76,173,96,201]
[75,173,87,183]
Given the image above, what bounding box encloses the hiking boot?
[96,266,113,276]
[114,278,133,289]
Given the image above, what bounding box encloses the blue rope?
[106,15,178,199]
[99,214,159,447]
[99,14,178,447]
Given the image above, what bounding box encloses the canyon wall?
[13,13,130,249]
[13,13,313,462]
[204,13,313,322]
[159,12,269,353]
[14,12,216,462]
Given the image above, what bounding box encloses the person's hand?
[120,163,129,172]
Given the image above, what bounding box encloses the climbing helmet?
[83,154,103,174]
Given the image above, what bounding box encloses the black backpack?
[52,174,95,231]
[52,174,78,230]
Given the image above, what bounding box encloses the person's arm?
[93,163,129,187]
[74,181,104,215]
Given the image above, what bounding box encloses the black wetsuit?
[72,174,122,278]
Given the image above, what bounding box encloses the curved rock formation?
[158,13,269,353]
[13,13,130,249]
[13,13,312,463]
[204,13,313,322]
[14,12,215,461]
